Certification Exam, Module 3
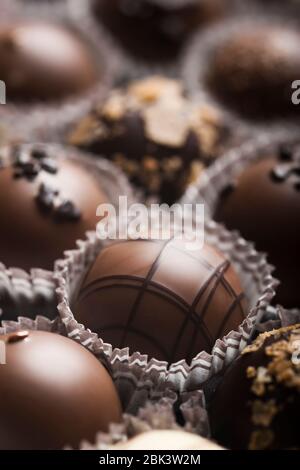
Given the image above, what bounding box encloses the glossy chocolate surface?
[214,146,300,307]
[0,145,108,270]
[0,22,97,102]
[0,330,122,449]
[74,237,247,363]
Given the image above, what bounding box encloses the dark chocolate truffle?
[69,76,226,203]
[92,0,224,61]
[210,324,300,450]
[0,22,98,102]
[0,330,122,449]
[207,25,300,119]
[73,237,247,363]
[214,145,300,307]
[0,145,108,271]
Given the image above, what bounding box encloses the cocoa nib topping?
[270,145,300,189]
[13,147,58,180]
[36,183,81,222]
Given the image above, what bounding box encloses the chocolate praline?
[0,21,98,102]
[214,145,300,308]
[210,324,300,450]
[92,0,225,61]
[207,25,300,120]
[69,76,226,203]
[0,330,122,449]
[0,145,108,271]
[73,237,247,363]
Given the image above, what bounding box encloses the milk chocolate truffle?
[92,0,224,61]
[0,22,97,102]
[0,330,122,449]
[207,25,300,119]
[0,145,108,271]
[214,144,300,308]
[110,430,225,450]
[210,324,300,450]
[73,237,247,363]
[69,76,226,203]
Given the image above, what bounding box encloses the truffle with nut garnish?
[210,324,300,450]
[68,76,227,203]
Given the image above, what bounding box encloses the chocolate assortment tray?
[0,0,300,452]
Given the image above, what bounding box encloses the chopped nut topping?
[249,429,274,450]
[251,400,278,427]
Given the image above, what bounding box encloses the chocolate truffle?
[207,25,300,119]
[92,0,224,61]
[0,330,122,449]
[110,430,225,450]
[214,145,300,307]
[210,324,300,450]
[0,22,97,102]
[73,237,247,363]
[69,76,226,203]
[0,145,108,271]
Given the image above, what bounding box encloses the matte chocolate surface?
[210,324,300,450]
[207,26,300,119]
[0,145,108,271]
[74,237,247,363]
[69,76,225,203]
[0,22,98,102]
[0,330,122,449]
[214,145,300,307]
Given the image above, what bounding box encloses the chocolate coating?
[69,76,226,203]
[110,430,225,450]
[73,238,247,363]
[0,145,108,271]
[210,324,300,450]
[93,0,224,61]
[0,22,97,102]
[214,146,300,307]
[0,330,122,449]
[207,26,300,119]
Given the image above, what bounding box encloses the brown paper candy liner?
[181,11,300,137]
[0,265,57,322]
[54,213,278,400]
[0,0,117,143]
[0,314,209,449]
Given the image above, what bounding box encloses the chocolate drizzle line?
[78,239,245,363]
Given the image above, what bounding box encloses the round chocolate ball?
[73,237,247,363]
[207,25,300,119]
[210,324,300,450]
[0,330,122,449]
[93,0,224,61]
[214,145,300,308]
[0,22,98,102]
[69,76,225,203]
[0,145,108,271]
[110,430,225,450]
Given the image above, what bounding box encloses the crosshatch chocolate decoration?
[0,330,122,450]
[0,145,108,271]
[74,237,247,363]
[210,324,300,450]
[69,76,226,203]
[206,25,300,120]
[214,144,300,308]
[0,21,98,102]
[92,0,225,61]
